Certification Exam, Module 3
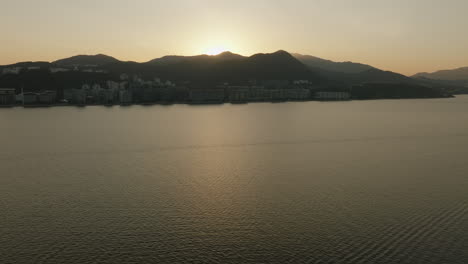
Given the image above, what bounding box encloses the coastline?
[0,95,456,109]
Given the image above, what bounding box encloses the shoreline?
[0,95,457,109]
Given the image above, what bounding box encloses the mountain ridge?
[292,53,376,74]
[413,67,468,81]
[0,50,452,100]
[53,54,120,67]
[137,50,320,83]
[0,51,462,91]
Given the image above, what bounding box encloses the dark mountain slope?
[0,61,50,69]
[413,67,468,81]
[147,51,245,65]
[293,53,375,74]
[107,50,321,83]
[53,54,120,67]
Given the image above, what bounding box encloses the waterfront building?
[227,86,250,102]
[271,89,287,101]
[158,87,174,102]
[0,88,16,105]
[38,91,57,104]
[22,92,38,105]
[285,88,311,100]
[88,84,104,103]
[74,89,87,105]
[107,80,126,91]
[249,87,272,101]
[63,89,73,102]
[15,93,23,103]
[315,91,351,100]
[119,90,133,105]
[103,89,116,105]
[189,89,225,103]
[173,86,189,102]
[64,89,86,104]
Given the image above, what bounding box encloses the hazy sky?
[1,0,467,75]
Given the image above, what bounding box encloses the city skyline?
[2,0,468,75]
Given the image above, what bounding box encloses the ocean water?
[1,97,467,263]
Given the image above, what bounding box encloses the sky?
[1,0,467,75]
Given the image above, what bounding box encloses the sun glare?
[204,46,228,56]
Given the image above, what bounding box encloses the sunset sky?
[1,0,467,75]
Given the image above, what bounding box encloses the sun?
[204,46,228,56]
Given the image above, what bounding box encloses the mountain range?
[292,54,376,74]
[413,67,468,81]
[1,50,466,93]
[54,54,120,67]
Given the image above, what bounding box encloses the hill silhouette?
[413,67,468,81]
[293,53,417,86]
[0,50,455,98]
[106,50,321,84]
[147,51,245,65]
[54,54,120,67]
[293,54,375,74]
[0,61,50,68]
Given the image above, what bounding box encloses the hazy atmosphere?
[2,1,468,263]
[1,0,468,75]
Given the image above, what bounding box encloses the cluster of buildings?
[62,75,178,105]
[20,91,58,105]
[188,81,350,103]
[0,88,16,105]
[0,74,352,106]
[0,88,58,106]
[315,91,351,100]
[190,85,312,104]
[64,81,129,105]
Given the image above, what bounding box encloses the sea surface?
[1,96,468,263]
